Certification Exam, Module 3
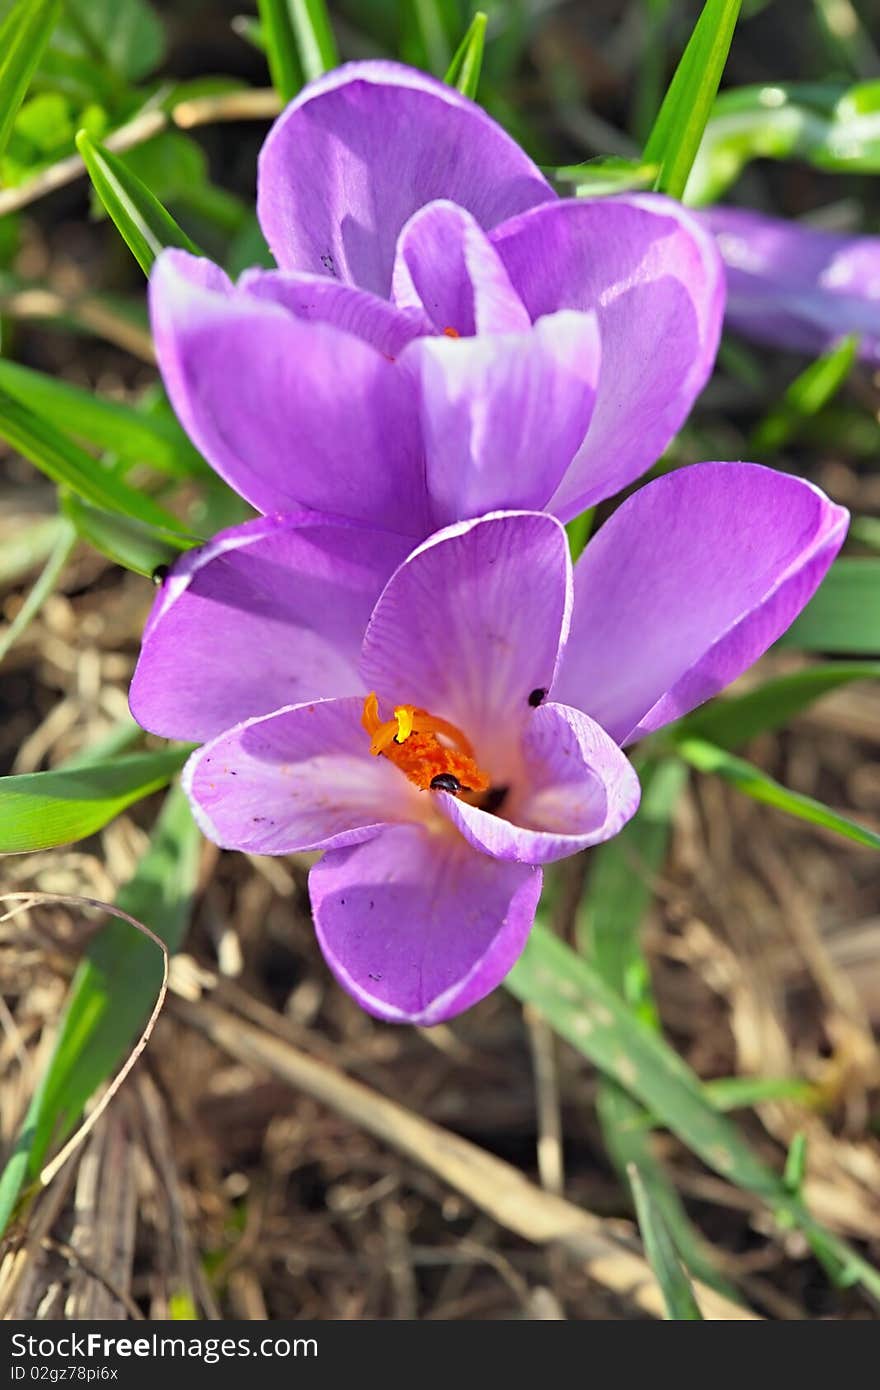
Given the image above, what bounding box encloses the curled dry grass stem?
[0,891,168,1190]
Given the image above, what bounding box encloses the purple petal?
[491,195,724,517]
[257,60,555,295]
[310,824,541,1024]
[699,204,880,362]
[183,696,416,854]
[239,267,430,358]
[360,512,571,771]
[392,200,531,335]
[438,702,641,863]
[553,462,850,745]
[130,514,410,742]
[149,249,428,536]
[401,311,601,529]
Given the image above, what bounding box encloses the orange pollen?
[361,692,490,796]
[442,326,460,338]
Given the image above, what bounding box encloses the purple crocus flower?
[699,204,880,362]
[150,61,724,536]
[130,466,848,1024]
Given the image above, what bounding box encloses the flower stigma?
[362,692,490,796]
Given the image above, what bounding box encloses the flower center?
[361,692,490,796]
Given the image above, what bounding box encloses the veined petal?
[438,702,641,864]
[130,513,410,743]
[183,697,416,855]
[239,267,431,358]
[553,462,850,745]
[392,200,531,335]
[311,824,542,1024]
[149,249,427,536]
[699,204,880,362]
[360,512,572,770]
[491,195,724,517]
[402,311,601,529]
[257,60,555,295]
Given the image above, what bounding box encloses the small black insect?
[152,564,170,586]
[430,773,461,794]
[528,687,547,707]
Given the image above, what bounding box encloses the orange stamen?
[361,692,489,795]
[442,326,460,338]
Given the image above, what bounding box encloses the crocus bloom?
[150,61,724,536]
[130,466,848,1024]
[699,204,880,362]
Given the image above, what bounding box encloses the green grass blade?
[0,387,191,535]
[257,0,304,100]
[0,0,63,160]
[0,360,207,480]
[0,747,192,853]
[704,1075,817,1112]
[675,663,880,749]
[0,786,201,1235]
[643,0,742,198]
[61,493,196,578]
[287,0,338,82]
[598,1082,739,1299]
[553,158,659,195]
[508,923,783,1198]
[751,335,859,455]
[0,518,76,664]
[580,758,736,1298]
[444,12,487,99]
[76,130,202,277]
[506,923,880,1301]
[627,1161,704,1318]
[782,559,880,655]
[677,737,880,849]
[578,758,687,1023]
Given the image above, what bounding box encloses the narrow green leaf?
[412,0,453,74]
[677,737,880,849]
[703,1075,817,1112]
[784,1132,808,1195]
[0,359,207,479]
[257,0,304,100]
[0,0,62,160]
[76,130,201,277]
[782,559,880,655]
[0,786,201,1235]
[252,0,338,88]
[553,158,660,196]
[751,335,859,455]
[598,1083,738,1299]
[506,923,880,1303]
[61,493,195,578]
[565,508,595,563]
[508,923,783,1200]
[0,517,76,663]
[0,387,192,536]
[581,759,734,1298]
[579,758,687,1024]
[627,1162,704,1319]
[0,747,192,853]
[444,12,487,99]
[643,0,742,198]
[0,515,66,587]
[676,663,880,749]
